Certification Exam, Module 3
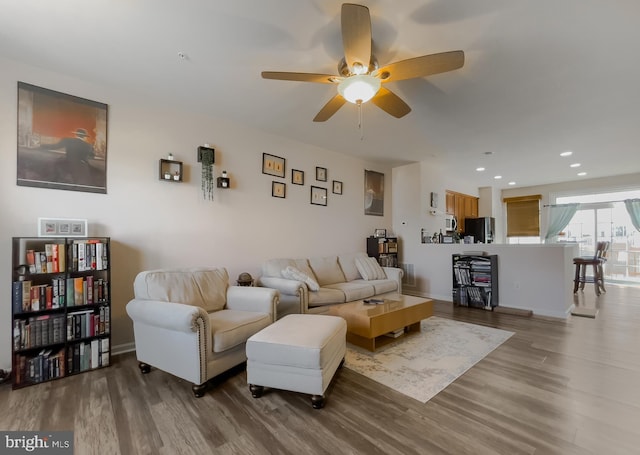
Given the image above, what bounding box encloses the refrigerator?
[464,217,495,243]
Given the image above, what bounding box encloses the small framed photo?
[262,153,286,178]
[332,180,343,195]
[310,186,327,206]
[374,228,386,238]
[292,169,304,185]
[316,166,327,182]
[272,181,286,198]
[38,217,88,237]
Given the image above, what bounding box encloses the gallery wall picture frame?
[316,166,327,182]
[364,169,384,216]
[292,169,304,185]
[310,186,328,206]
[37,217,88,238]
[17,82,108,194]
[272,181,286,198]
[262,153,286,178]
[332,180,343,195]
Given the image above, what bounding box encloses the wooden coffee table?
[327,293,433,351]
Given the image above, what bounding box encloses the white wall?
[0,56,394,370]
[392,161,479,253]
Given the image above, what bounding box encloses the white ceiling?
[2,0,639,189]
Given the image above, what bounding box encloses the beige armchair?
[126,267,278,397]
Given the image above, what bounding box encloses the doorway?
[557,190,640,284]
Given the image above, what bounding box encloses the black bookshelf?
[366,236,399,267]
[11,237,111,389]
[452,254,498,310]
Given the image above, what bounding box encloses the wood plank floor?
[2,284,639,454]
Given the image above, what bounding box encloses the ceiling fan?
[262,3,465,122]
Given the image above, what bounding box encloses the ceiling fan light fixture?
[338,74,381,104]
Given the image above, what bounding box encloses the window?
[556,189,640,283]
[503,195,542,237]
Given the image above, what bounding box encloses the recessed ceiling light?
[560,151,573,157]
[508,181,516,185]
[577,172,587,176]
[494,175,502,179]
[570,163,581,168]
[476,167,485,172]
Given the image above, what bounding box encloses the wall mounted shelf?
[159,159,183,182]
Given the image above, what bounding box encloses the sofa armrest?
[382,267,404,294]
[126,299,209,334]
[226,286,278,321]
[257,276,305,296]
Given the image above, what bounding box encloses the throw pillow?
[355,257,386,281]
[281,266,320,291]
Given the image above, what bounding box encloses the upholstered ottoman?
[246,314,346,409]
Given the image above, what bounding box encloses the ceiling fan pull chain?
[358,100,364,140]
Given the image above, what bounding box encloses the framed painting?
[292,169,304,185]
[272,181,286,198]
[332,180,343,195]
[316,166,327,182]
[17,82,108,194]
[37,217,88,238]
[374,228,386,238]
[310,186,327,206]
[262,153,286,178]
[364,170,384,216]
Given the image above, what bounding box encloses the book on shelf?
[21,280,32,312]
[384,328,405,338]
[77,242,86,271]
[26,249,36,273]
[74,277,85,305]
[12,281,23,314]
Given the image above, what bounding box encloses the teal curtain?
[544,203,580,242]
[625,199,640,232]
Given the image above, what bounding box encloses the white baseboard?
[112,342,135,356]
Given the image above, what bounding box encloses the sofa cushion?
[133,268,228,313]
[309,256,346,286]
[308,288,346,306]
[263,258,317,281]
[263,258,297,278]
[355,257,386,281]
[209,309,272,353]
[324,281,375,301]
[338,252,368,282]
[281,266,320,291]
[365,279,398,295]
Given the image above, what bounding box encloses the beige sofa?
[257,252,403,316]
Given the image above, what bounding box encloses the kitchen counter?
[402,243,579,319]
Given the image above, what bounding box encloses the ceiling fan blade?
[261,72,338,84]
[341,3,372,73]
[376,51,464,83]
[313,94,347,122]
[371,87,411,118]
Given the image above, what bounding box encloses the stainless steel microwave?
[445,215,457,232]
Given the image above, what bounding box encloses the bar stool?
[573,241,609,296]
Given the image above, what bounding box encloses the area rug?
[344,316,514,403]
